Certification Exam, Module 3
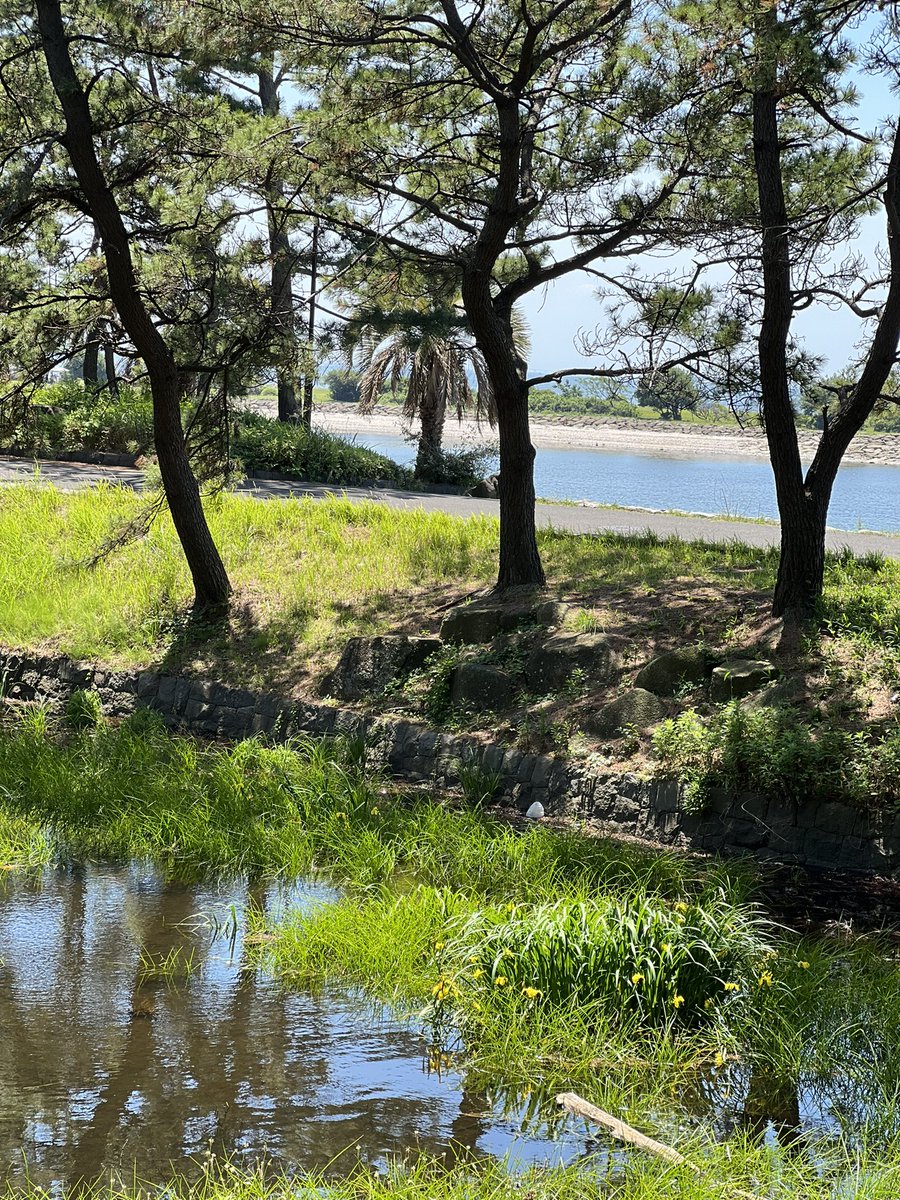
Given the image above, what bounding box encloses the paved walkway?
[5,455,899,559]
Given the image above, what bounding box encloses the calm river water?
[359,434,900,534]
[0,862,867,1191]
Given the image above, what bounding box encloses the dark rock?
[524,632,617,692]
[441,605,504,643]
[442,596,571,643]
[634,647,711,696]
[710,659,777,702]
[325,635,442,700]
[583,687,666,736]
[470,474,500,499]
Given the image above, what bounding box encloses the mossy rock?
[710,659,777,702]
[449,662,515,710]
[634,647,711,696]
[583,688,667,736]
[325,635,441,700]
[525,632,617,693]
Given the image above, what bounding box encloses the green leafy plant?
[64,688,104,731]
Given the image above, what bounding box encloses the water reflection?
[0,864,580,1190]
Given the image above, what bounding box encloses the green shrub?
[415,442,497,488]
[64,688,104,730]
[653,702,900,809]
[233,412,408,484]
[11,382,154,455]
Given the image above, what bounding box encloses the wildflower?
[704,998,713,1010]
[714,1051,726,1068]
[472,968,484,980]
[334,811,347,821]
[758,971,774,988]
[434,941,445,952]
[506,903,516,914]
[431,974,459,1003]
[468,955,479,963]
[661,943,672,955]
[370,806,380,816]
[672,993,685,1009]
[674,902,688,913]
[494,975,508,987]
[631,972,645,986]
[522,986,542,1000]
[723,981,740,993]
[798,961,810,970]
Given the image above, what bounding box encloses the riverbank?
[306,402,900,467]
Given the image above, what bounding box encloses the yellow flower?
[506,903,516,914]
[631,972,645,986]
[672,993,685,1009]
[334,811,347,821]
[714,1051,726,1068]
[502,948,514,958]
[495,975,508,987]
[661,943,672,954]
[472,968,484,980]
[724,981,740,993]
[522,986,542,1000]
[434,941,445,951]
[468,955,479,963]
[758,971,774,988]
[370,806,380,816]
[674,902,688,913]
[798,961,810,970]
[704,998,713,1010]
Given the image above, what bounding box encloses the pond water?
[0,863,585,1191]
[0,863,889,1192]
[358,433,900,534]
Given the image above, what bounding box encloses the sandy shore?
[302,404,899,468]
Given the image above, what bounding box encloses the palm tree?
[357,312,495,481]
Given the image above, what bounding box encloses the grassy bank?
[2,482,899,810]
[0,718,898,1174]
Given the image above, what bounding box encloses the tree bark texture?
[464,272,544,588]
[37,0,231,611]
[82,335,99,387]
[258,64,301,424]
[754,21,900,619]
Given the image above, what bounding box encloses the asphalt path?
[5,455,899,559]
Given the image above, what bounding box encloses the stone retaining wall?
[2,649,897,878]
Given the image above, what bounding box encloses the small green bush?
[415,442,497,488]
[64,688,104,731]
[653,702,900,809]
[12,382,154,455]
[233,412,408,484]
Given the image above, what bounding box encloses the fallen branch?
[555,1091,762,1200]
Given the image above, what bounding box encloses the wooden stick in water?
[555,1091,762,1200]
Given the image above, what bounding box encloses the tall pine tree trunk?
[37,0,231,612]
[258,63,300,424]
[463,275,544,589]
[82,335,99,387]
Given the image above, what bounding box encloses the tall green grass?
[4,1137,897,1200]
[0,720,899,1172]
[0,483,897,679]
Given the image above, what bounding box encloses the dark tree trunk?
[772,493,830,619]
[82,336,99,387]
[415,396,446,481]
[463,272,543,589]
[258,64,301,424]
[753,30,815,621]
[37,0,231,612]
[103,342,119,398]
[753,11,900,622]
